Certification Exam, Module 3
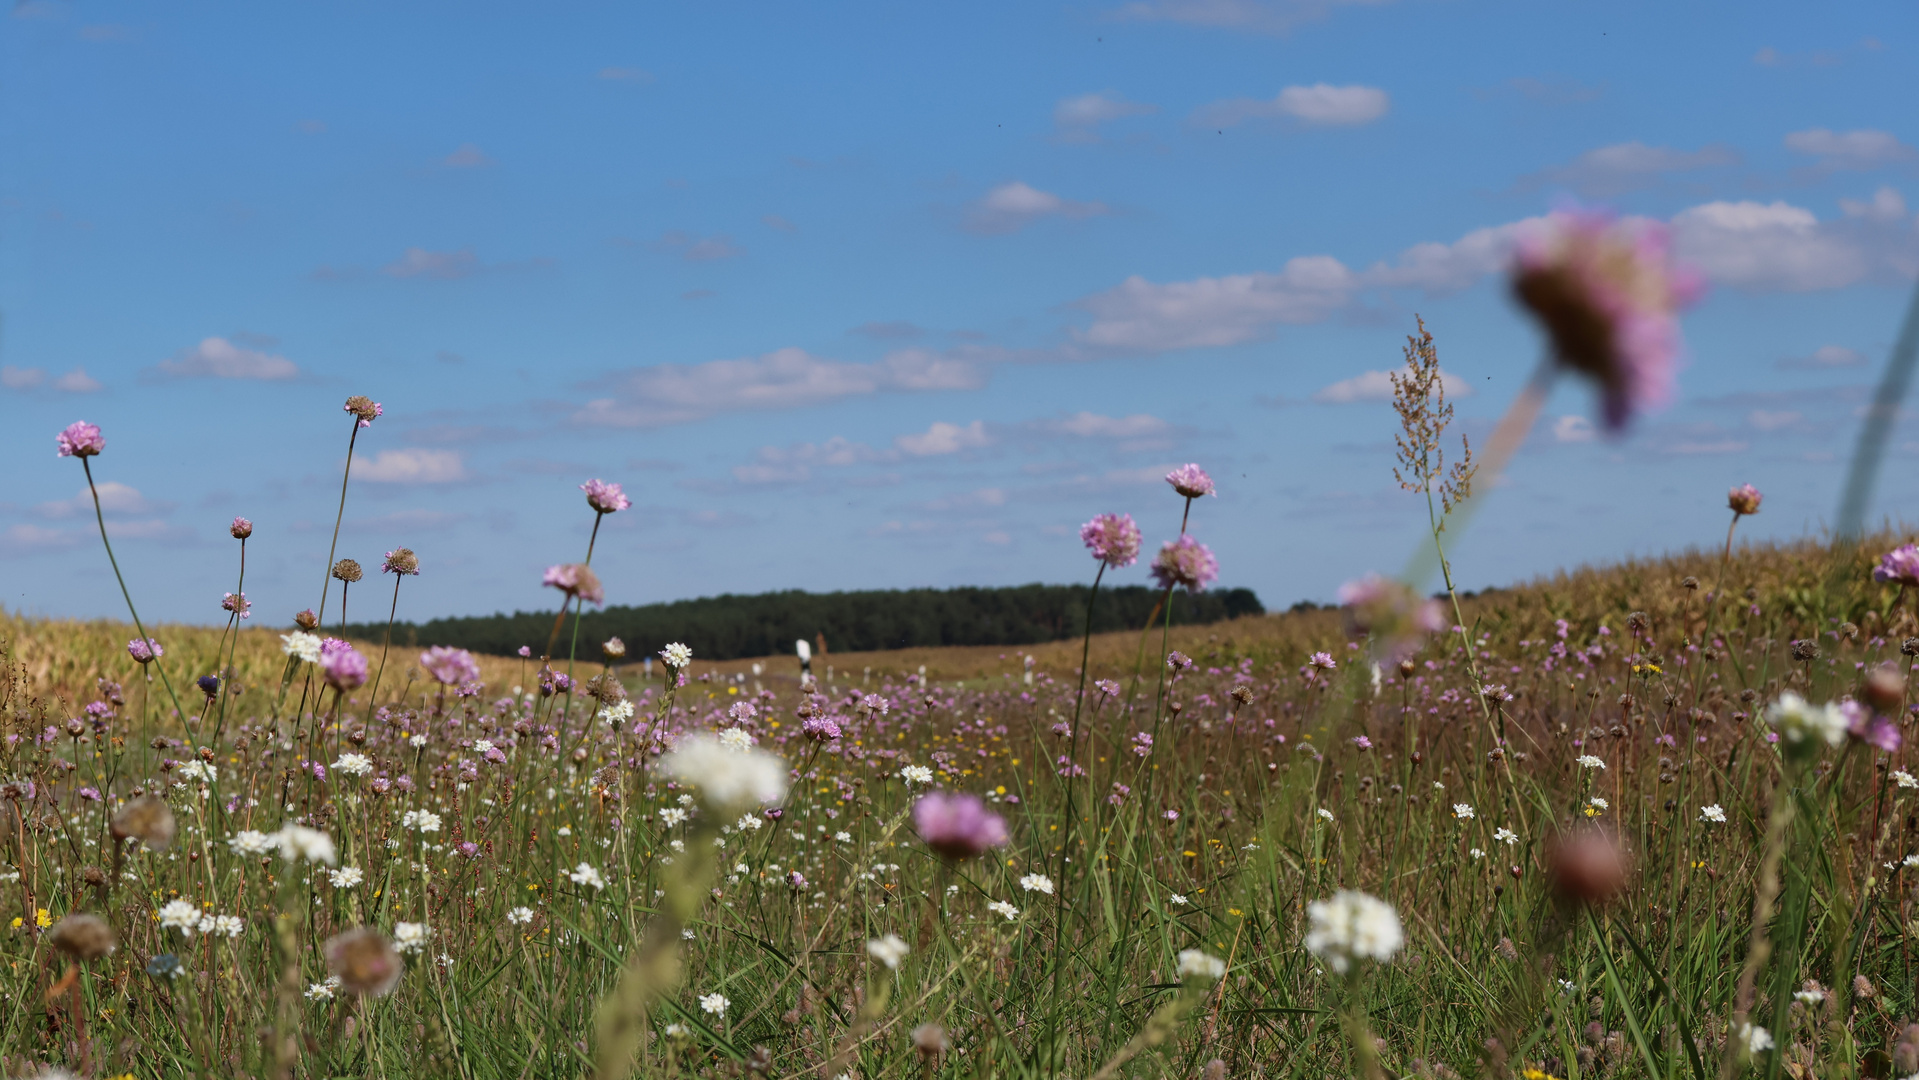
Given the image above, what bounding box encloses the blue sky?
[3,0,1916,627]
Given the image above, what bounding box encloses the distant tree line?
[346,583,1265,661]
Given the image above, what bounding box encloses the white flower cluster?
[866,934,910,970]
[1452,803,1475,820]
[718,727,756,752]
[157,899,244,938]
[568,862,606,890]
[1576,755,1606,770]
[1766,692,1847,748]
[698,992,728,1017]
[661,642,693,669]
[394,922,432,954]
[507,906,536,925]
[599,700,636,727]
[1018,873,1054,895]
[658,733,789,815]
[900,765,934,786]
[281,631,323,663]
[402,810,443,834]
[329,866,364,888]
[1176,948,1227,982]
[987,900,1019,921]
[332,753,373,777]
[225,824,336,865]
[305,976,342,1001]
[1303,889,1403,974]
[1700,804,1727,823]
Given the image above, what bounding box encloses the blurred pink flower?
[1080,513,1142,568]
[55,421,104,458]
[1165,463,1215,499]
[1150,536,1219,591]
[1874,545,1919,588]
[320,639,368,691]
[581,479,632,514]
[1727,484,1762,516]
[230,517,254,540]
[1512,208,1702,430]
[912,792,1008,860]
[420,646,481,686]
[126,638,163,664]
[543,563,605,606]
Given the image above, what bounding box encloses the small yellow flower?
[8,917,20,929]
[34,909,51,929]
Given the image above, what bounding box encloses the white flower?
[281,631,323,663]
[228,830,277,856]
[866,934,910,970]
[1468,848,1485,859]
[733,813,765,832]
[988,900,1019,921]
[507,906,536,925]
[394,922,431,954]
[834,831,852,843]
[1432,781,1445,790]
[569,863,607,890]
[1896,770,1919,789]
[661,642,693,669]
[1794,988,1826,1004]
[1169,893,1188,906]
[659,733,790,815]
[1452,803,1475,820]
[305,976,342,1000]
[1588,797,1609,810]
[1740,1023,1773,1054]
[1577,755,1606,770]
[472,739,495,755]
[557,825,573,837]
[698,992,728,1017]
[663,1022,689,1038]
[332,753,373,777]
[718,727,756,752]
[1904,853,1919,868]
[658,808,689,827]
[409,734,428,748]
[900,765,934,786]
[158,899,201,935]
[1766,692,1847,747]
[274,825,338,866]
[1018,873,1054,895]
[1176,948,1227,982]
[600,700,636,727]
[177,759,217,784]
[1700,804,1727,823]
[402,810,443,834]
[1316,808,1335,822]
[1493,827,1518,846]
[208,914,244,938]
[1557,979,1577,994]
[329,866,364,888]
[1303,889,1403,974]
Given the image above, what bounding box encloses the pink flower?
[1150,536,1219,591]
[1874,545,1919,588]
[1512,208,1702,430]
[581,479,631,514]
[343,396,383,428]
[1727,484,1762,516]
[802,716,842,741]
[1079,513,1142,568]
[912,792,1008,860]
[1165,464,1215,499]
[221,592,251,620]
[55,422,104,458]
[419,646,481,686]
[319,639,368,691]
[543,563,605,606]
[126,638,163,664]
[1338,574,1446,662]
[230,517,253,540]
[1842,700,1902,753]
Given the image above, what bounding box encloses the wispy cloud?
[654,231,744,262]
[1313,368,1471,404]
[1,365,103,392]
[1053,91,1157,143]
[157,337,300,380]
[353,448,469,484]
[383,247,482,280]
[1522,141,1739,197]
[1784,128,1915,170]
[895,420,990,457]
[963,182,1108,235]
[37,481,170,519]
[1778,344,1868,370]
[442,143,494,168]
[1191,84,1389,129]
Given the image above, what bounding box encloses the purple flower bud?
[1727,484,1762,516]
[230,517,253,539]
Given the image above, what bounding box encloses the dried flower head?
[110,795,176,850]
[221,592,251,620]
[1165,463,1216,499]
[343,396,383,428]
[542,563,604,606]
[581,478,632,514]
[912,791,1009,860]
[230,517,254,539]
[1080,513,1142,568]
[1511,208,1702,430]
[294,608,320,630]
[331,559,364,584]
[601,636,627,661]
[56,420,105,458]
[325,927,405,997]
[47,913,117,961]
[1150,536,1219,592]
[1392,317,1476,521]
[1726,484,1762,516]
[382,548,419,575]
[911,1024,950,1057]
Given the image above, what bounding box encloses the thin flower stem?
[80,458,185,723]
[1046,559,1106,1062]
[364,575,404,725]
[565,511,606,688]
[212,537,247,747]
[318,418,362,627]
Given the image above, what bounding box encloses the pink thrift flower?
[420,646,481,686]
[543,563,605,606]
[912,792,1008,860]
[581,479,632,514]
[230,517,253,540]
[1874,545,1919,588]
[1512,207,1703,431]
[1165,463,1215,499]
[1149,536,1219,592]
[802,716,842,741]
[1727,484,1762,516]
[55,421,104,458]
[1080,513,1142,568]
[343,396,383,428]
[126,638,163,664]
[221,592,252,620]
[320,639,368,691]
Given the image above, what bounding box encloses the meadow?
[7,210,1919,1080]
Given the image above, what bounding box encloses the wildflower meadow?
[10,209,1919,1080]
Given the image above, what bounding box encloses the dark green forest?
[346,583,1265,661]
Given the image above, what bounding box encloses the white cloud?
[732,437,885,484]
[53,368,101,393]
[442,143,493,168]
[382,247,482,280]
[0,524,80,554]
[1784,128,1915,168]
[2,365,43,388]
[964,182,1108,235]
[157,337,299,380]
[1049,412,1170,438]
[1840,186,1909,222]
[1192,84,1389,128]
[1670,200,1874,291]
[1054,92,1157,142]
[1111,0,1391,34]
[1075,256,1358,350]
[1313,368,1471,404]
[1779,344,1867,369]
[353,448,468,484]
[577,346,993,428]
[1526,141,1738,197]
[1552,415,1595,443]
[37,481,166,519]
[895,420,990,457]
